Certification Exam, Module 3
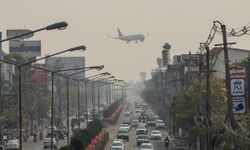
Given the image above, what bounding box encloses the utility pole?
[205,46,211,150]
[0,63,2,115]
[214,22,235,128]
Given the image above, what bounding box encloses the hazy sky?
[1,0,250,81]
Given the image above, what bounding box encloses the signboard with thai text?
[9,40,41,58]
[230,67,247,115]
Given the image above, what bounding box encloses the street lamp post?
[66,66,104,129]
[78,72,110,123]
[80,73,110,119]
[0,21,68,43]
[0,45,85,150]
[94,77,115,117]
[96,79,117,106]
[0,22,68,150]
[34,65,105,148]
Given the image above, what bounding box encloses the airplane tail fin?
[117,28,123,37]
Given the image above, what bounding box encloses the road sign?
[229,67,247,116]
[232,97,246,114]
[230,79,245,96]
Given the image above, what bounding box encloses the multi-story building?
[45,57,85,77]
[210,47,250,79]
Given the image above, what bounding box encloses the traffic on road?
[109,93,173,150]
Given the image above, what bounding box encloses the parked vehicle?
[43,137,58,149]
[46,132,59,142]
[5,139,19,150]
[54,130,64,140]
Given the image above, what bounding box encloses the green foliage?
[60,120,104,150]
[172,74,229,148]
[103,101,120,117]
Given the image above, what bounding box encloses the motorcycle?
[33,136,38,142]
[39,133,43,141]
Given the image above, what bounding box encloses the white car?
[132,120,139,127]
[120,124,130,131]
[111,139,125,150]
[124,111,131,116]
[155,119,165,129]
[5,139,19,150]
[150,130,161,140]
[140,143,154,150]
[136,127,147,135]
[43,137,58,149]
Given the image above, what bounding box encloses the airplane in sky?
[108,28,146,44]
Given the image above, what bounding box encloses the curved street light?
[0,21,68,43]
[0,45,84,150]
[34,65,104,147]
[93,76,115,116]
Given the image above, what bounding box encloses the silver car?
[150,130,161,140]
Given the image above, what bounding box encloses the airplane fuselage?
[119,34,145,43]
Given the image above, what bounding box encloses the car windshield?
[141,144,153,148]
[112,142,122,146]
[152,131,160,134]
[119,130,128,133]
[138,135,148,139]
[7,140,17,144]
[156,120,163,123]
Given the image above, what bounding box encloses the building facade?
[45,57,85,77]
[210,47,250,79]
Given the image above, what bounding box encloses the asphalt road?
[22,139,67,150]
[23,118,86,150]
[108,91,177,150]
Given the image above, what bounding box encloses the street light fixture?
[95,79,117,112]
[94,76,115,116]
[78,72,110,123]
[80,72,111,81]
[34,65,103,148]
[80,72,111,120]
[0,21,68,43]
[0,45,84,150]
[55,66,102,146]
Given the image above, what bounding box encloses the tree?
[173,74,228,148]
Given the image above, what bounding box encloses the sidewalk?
[166,130,188,150]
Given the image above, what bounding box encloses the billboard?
[45,57,85,77]
[33,64,48,86]
[230,67,247,115]
[9,40,41,58]
[7,29,33,40]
